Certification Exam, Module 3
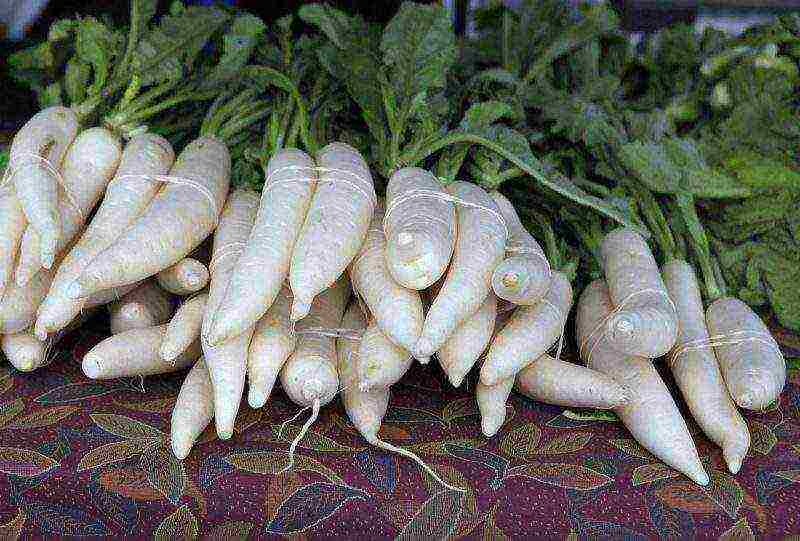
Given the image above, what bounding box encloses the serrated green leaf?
[203,14,266,89]
[380,2,456,109]
[64,59,91,105]
[75,17,123,96]
[298,4,353,49]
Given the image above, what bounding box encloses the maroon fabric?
[0,323,798,539]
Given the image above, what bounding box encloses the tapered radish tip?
[81,354,103,379]
[413,338,434,359]
[217,429,233,440]
[448,373,464,388]
[481,417,501,438]
[689,469,709,486]
[171,440,190,460]
[416,355,430,365]
[65,281,85,300]
[290,299,312,322]
[248,389,267,409]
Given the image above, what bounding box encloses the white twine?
[262,164,377,207]
[1,152,84,220]
[383,188,509,241]
[291,326,364,341]
[539,298,567,363]
[113,173,220,222]
[669,329,784,369]
[579,288,678,366]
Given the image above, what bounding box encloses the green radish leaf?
[64,59,91,105]
[132,6,229,86]
[202,14,267,89]
[380,2,456,110]
[75,17,123,96]
[298,3,353,49]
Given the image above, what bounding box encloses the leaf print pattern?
[0,328,797,537]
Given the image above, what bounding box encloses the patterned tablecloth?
[0,322,798,540]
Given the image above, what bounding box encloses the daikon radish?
[490,191,551,306]
[663,260,750,473]
[338,303,389,442]
[514,354,630,409]
[35,133,175,338]
[599,227,678,358]
[577,279,708,485]
[480,272,571,386]
[156,258,209,296]
[67,136,230,299]
[437,291,497,388]
[107,280,174,335]
[476,376,514,437]
[0,190,26,300]
[171,357,214,460]
[384,167,455,290]
[15,127,122,285]
[0,267,55,334]
[349,201,425,358]
[289,142,375,321]
[2,331,48,372]
[246,285,296,408]
[280,276,350,408]
[8,106,80,267]
[706,297,786,411]
[201,188,260,439]
[415,181,507,358]
[357,320,412,391]
[161,293,208,363]
[207,149,317,344]
[82,325,201,379]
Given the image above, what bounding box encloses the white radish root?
[107,280,174,335]
[207,148,317,345]
[157,258,209,296]
[437,291,496,388]
[171,357,214,460]
[480,271,572,386]
[161,293,208,362]
[201,188,260,439]
[706,297,786,411]
[82,324,201,379]
[663,260,750,473]
[289,142,375,321]
[2,331,48,372]
[357,320,412,391]
[15,127,122,286]
[349,201,425,358]
[514,354,630,409]
[0,267,56,334]
[246,284,296,408]
[384,167,455,290]
[8,106,80,267]
[477,376,514,437]
[599,227,678,358]
[0,189,27,300]
[35,133,175,338]
[280,276,350,408]
[577,279,708,486]
[490,191,551,306]
[415,181,507,358]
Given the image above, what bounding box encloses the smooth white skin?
[68,136,230,298]
[663,260,750,473]
[480,272,572,386]
[107,280,174,335]
[280,277,350,407]
[0,187,27,300]
[415,181,507,358]
[0,266,55,334]
[289,142,375,321]
[15,127,122,286]
[171,357,214,460]
[1,331,47,372]
[357,320,412,391]
[338,303,389,441]
[246,285,297,408]
[161,293,208,362]
[156,258,209,296]
[577,279,709,486]
[35,133,175,338]
[384,167,455,290]
[201,189,260,440]
[707,297,786,411]
[514,354,630,409]
[349,201,424,357]
[81,324,201,379]
[477,375,514,437]
[437,291,496,388]
[208,149,317,345]
[489,191,551,306]
[599,227,678,358]
[9,106,80,267]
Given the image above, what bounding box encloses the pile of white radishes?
[0,108,787,487]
